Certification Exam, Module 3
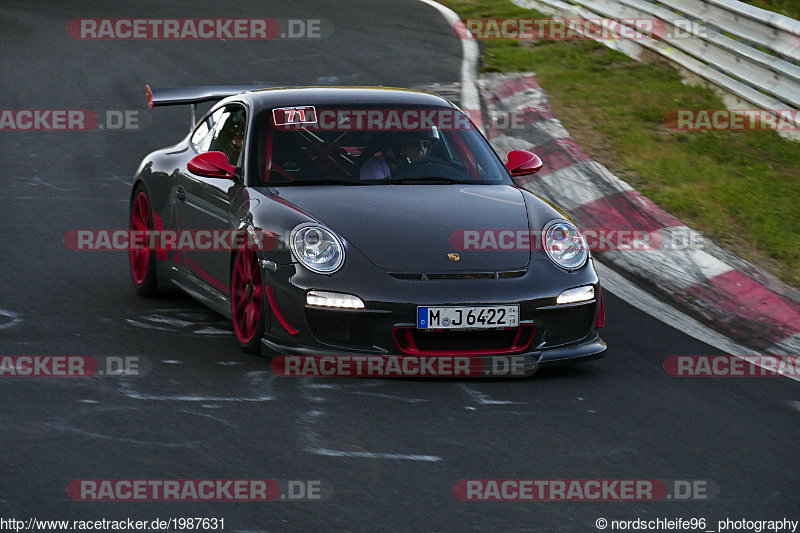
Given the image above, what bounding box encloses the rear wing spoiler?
[145,84,269,130]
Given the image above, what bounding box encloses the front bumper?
[259,257,607,372]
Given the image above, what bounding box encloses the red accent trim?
[596,289,605,328]
[186,257,229,296]
[231,247,262,343]
[450,132,480,179]
[145,85,154,109]
[392,325,535,356]
[188,151,235,179]
[402,329,418,352]
[263,128,297,183]
[266,285,299,335]
[271,162,297,181]
[263,128,273,182]
[505,150,543,177]
[268,195,311,217]
[129,192,151,284]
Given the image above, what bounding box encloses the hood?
[270,185,531,272]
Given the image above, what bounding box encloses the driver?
[360,130,437,180]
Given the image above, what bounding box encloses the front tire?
[129,185,159,296]
[231,246,265,354]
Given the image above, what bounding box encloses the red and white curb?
[479,72,800,356]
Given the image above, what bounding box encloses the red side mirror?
[505,150,543,177]
[187,151,236,179]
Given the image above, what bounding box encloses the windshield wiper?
[384,176,469,185]
[272,179,364,186]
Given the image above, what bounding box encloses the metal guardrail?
[512,0,800,132]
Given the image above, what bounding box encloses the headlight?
[543,220,588,271]
[556,285,595,304]
[307,290,364,309]
[290,223,345,274]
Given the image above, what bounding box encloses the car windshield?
[249,105,512,186]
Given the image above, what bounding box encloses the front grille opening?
[393,325,535,355]
[388,273,426,281]
[543,304,596,346]
[389,270,526,281]
[427,272,494,280]
[306,308,373,347]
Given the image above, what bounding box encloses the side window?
[190,107,224,153]
[208,107,247,167]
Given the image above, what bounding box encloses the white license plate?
[417,305,519,329]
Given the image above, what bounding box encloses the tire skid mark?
[45,421,201,448]
[115,371,275,402]
[0,309,21,330]
[297,380,442,462]
[459,383,525,406]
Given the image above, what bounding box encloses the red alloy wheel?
[129,191,151,285]
[231,247,264,352]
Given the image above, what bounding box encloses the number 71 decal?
[272,106,317,127]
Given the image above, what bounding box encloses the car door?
[177,104,247,297]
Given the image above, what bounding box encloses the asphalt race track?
[0,1,797,531]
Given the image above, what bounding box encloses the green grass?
[442,0,800,287]
[738,0,800,19]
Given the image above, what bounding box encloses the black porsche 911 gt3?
[130,85,605,372]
